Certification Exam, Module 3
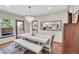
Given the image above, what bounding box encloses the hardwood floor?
[0,41,62,54]
[52,42,62,54]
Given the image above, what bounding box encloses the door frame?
[16,20,25,39]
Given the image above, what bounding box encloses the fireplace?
[1,28,13,36]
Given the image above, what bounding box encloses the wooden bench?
[14,39,43,54]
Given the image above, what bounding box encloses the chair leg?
[38,42,41,45]
[38,50,43,54]
[49,48,52,54]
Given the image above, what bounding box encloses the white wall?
[36,10,68,43]
[0,9,29,43]
[0,10,22,35]
[0,9,30,36]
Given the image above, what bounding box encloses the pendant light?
[25,6,35,23]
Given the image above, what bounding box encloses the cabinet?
[63,24,79,54]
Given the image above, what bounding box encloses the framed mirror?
[40,20,62,31]
[32,20,38,33]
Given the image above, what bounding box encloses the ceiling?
[0,5,68,16]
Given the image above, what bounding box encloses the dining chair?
[43,35,55,54]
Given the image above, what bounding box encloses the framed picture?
[40,20,62,31]
[32,20,38,33]
[1,19,13,28]
[1,19,13,36]
[72,10,79,23]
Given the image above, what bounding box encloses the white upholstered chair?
[43,35,55,54]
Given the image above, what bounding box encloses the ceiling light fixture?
[25,6,35,23]
[6,5,10,8]
[48,7,52,10]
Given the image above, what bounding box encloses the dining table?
[14,33,54,53]
[19,33,53,44]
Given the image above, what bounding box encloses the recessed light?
[48,7,52,9]
[6,5,10,8]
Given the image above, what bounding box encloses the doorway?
[16,20,25,38]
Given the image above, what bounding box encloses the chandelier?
[25,6,35,23]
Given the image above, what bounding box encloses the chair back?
[42,35,55,54]
[50,35,55,47]
[49,35,55,53]
[46,35,55,48]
